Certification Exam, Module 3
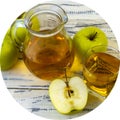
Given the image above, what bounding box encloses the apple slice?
[49,77,88,114]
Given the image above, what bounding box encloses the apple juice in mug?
[83,46,120,97]
[12,4,74,80]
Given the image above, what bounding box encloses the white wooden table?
[1,1,119,119]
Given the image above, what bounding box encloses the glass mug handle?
[10,19,27,58]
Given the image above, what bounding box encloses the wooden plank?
[9,89,103,120]
[2,60,50,89]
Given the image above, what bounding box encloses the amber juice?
[83,52,120,96]
[23,32,74,80]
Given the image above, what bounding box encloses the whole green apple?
[0,29,18,70]
[11,20,27,47]
[10,12,27,49]
[11,15,39,48]
[73,26,108,61]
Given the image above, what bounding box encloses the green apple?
[11,19,27,47]
[10,12,27,48]
[73,26,108,60]
[17,12,26,19]
[11,15,39,48]
[0,29,18,70]
[49,76,88,114]
[30,15,40,31]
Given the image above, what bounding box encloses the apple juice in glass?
[83,45,120,97]
[11,4,74,80]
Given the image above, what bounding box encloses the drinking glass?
[83,45,120,97]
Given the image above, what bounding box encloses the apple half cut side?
[49,77,88,114]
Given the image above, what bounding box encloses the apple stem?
[65,68,71,98]
[89,32,97,40]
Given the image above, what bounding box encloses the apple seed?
[64,87,74,98]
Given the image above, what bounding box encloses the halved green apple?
[49,77,88,114]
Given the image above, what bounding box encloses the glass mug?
[83,45,120,97]
[11,3,74,80]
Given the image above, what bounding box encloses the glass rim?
[86,45,120,58]
[89,45,120,53]
[24,3,68,37]
[83,45,120,65]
